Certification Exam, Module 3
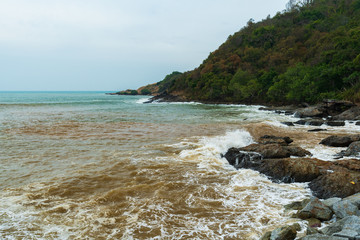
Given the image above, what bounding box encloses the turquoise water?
[0,92,311,239]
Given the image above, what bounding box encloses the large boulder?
[322,216,360,236]
[332,106,360,120]
[258,135,293,145]
[239,143,311,159]
[222,148,262,169]
[320,135,360,147]
[298,198,333,221]
[336,141,360,158]
[309,167,360,199]
[300,234,348,239]
[344,193,360,208]
[332,200,360,219]
[270,224,298,240]
[295,106,326,118]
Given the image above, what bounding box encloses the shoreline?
[145,93,360,239]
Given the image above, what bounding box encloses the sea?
[1,91,358,240]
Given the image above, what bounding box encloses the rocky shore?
[222,100,360,239]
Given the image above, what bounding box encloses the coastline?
[147,93,360,239]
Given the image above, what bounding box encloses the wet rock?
[298,198,333,221]
[295,106,326,118]
[344,193,360,208]
[332,200,360,219]
[333,229,359,239]
[239,143,311,159]
[306,218,322,228]
[269,224,298,240]
[356,121,360,126]
[260,231,272,240]
[308,129,327,132]
[282,122,295,126]
[309,168,360,199]
[222,148,262,169]
[322,197,342,209]
[320,135,360,147]
[285,198,311,211]
[258,135,293,145]
[326,121,346,127]
[295,120,308,125]
[308,120,324,126]
[306,227,320,235]
[332,106,360,120]
[300,234,348,239]
[336,141,360,158]
[322,216,360,236]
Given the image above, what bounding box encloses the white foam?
[136,97,151,104]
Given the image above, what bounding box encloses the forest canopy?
[150,0,360,104]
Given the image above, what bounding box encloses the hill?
[140,0,360,104]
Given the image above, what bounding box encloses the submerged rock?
[326,121,346,127]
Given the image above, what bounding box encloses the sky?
[0,0,289,91]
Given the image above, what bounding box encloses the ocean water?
[1,92,355,239]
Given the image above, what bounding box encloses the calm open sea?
[1,91,331,239]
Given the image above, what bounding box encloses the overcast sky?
[0,0,288,91]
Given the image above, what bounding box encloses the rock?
[356,121,360,126]
[239,143,311,158]
[326,121,346,127]
[295,120,308,125]
[309,168,360,199]
[270,224,298,240]
[323,99,356,116]
[258,135,293,145]
[306,227,320,235]
[320,135,360,147]
[344,193,360,208]
[300,233,348,240]
[285,198,311,211]
[332,200,360,219]
[306,218,322,228]
[337,141,360,158]
[298,198,333,221]
[322,197,342,209]
[282,122,295,126]
[333,229,359,239]
[333,106,360,120]
[295,106,326,118]
[260,231,272,240]
[322,216,360,236]
[308,120,324,126]
[222,148,262,169]
[308,129,327,132]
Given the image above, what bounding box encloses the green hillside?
[154,0,360,104]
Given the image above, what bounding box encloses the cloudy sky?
[0,0,288,91]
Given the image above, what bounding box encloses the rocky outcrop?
[258,135,293,145]
[223,136,360,199]
[320,135,360,147]
[238,144,311,159]
[260,224,300,240]
[335,141,360,158]
[332,106,360,120]
[294,100,355,119]
[298,198,333,221]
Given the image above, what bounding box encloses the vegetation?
[151,0,360,104]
